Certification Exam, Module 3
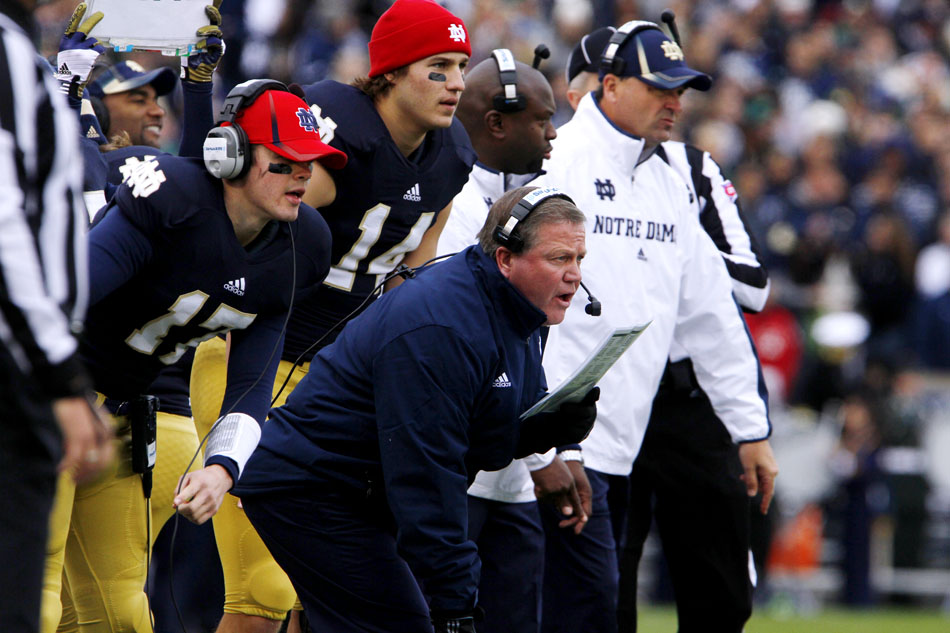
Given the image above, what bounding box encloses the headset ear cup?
[493,225,524,253]
[90,95,109,138]
[204,125,249,180]
[232,124,252,180]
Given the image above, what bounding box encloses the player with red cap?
[42,82,344,633]
[186,2,476,632]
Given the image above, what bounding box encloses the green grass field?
[637,605,950,632]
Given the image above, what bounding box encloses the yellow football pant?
[190,336,307,621]
[41,401,200,633]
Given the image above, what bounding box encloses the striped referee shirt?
[0,11,90,398]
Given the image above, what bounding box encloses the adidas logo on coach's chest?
[492,372,512,388]
[403,183,421,202]
[224,277,246,296]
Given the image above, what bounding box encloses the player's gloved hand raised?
[56,2,105,99]
[431,613,476,633]
[181,0,225,84]
[515,387,599,458]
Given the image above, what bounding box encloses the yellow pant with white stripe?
[190,336,307,621]
[41,396,200,633]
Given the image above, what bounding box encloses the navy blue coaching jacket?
[235,245,548,613]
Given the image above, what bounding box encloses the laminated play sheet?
[521,322,651,419]
[85,0,210,56]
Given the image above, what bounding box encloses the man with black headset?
[564,20,772,633]
[235,185,598,633]
[42,81,345,633]
[533,19,778,633]
[436,50,592,633]
[187,2,478,630]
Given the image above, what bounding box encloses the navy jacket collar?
[467,246,547,337]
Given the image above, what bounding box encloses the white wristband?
[204,412,261,478]
[559,449,584,464]
[56,49,101,83]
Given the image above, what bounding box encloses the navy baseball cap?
[600,22,712,91]
[566,27,616,83]
[87,61,178,98]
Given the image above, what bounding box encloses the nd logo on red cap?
[448,23,466,42]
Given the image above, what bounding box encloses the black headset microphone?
[660,9,682,46]
[531,43,550,69]
[580,280,601,316]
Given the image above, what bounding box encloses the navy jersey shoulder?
[282,81,476,361]
[113,155,222,233]
[103,145,168,187]
[82,157,331,400]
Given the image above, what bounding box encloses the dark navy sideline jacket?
[235,245,548,613]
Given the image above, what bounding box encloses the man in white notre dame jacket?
[566,24,773,633]
[436,50,592,633]
[532,20,778,633]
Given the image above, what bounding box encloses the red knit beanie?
[368,0,471,77]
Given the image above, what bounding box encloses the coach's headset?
[599,19,664,77]
[490,48,526,113]
[490,44,551,113]
[493,187,601,316]
[203,79,291,180]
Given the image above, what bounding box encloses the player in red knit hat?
[367,0,472,77]
[187,2,477,632]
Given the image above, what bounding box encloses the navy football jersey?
[281,81,476,362]
[100,147,192,415]
[82,155,332,422]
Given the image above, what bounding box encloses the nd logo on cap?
[448,23,466,43]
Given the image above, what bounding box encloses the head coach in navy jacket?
[234,185,598,633]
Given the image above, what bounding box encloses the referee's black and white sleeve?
[0,14,90,399]
[662,142,770,313]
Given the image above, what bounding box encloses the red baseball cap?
[230,90,347,169]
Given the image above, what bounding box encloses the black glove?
[516,387,599,458]
[431,614,476,633]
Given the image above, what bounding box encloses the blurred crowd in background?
[33,0,950,613]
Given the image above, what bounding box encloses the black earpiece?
[600,20,662,77]
[493,186,574,253]
[203,79,291,180]
[491,48,526,113]
[580,280,601,317]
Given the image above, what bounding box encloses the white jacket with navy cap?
[535,93,770,476]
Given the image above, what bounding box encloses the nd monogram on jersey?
[280,81,475,362]
[83,155,332,402]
